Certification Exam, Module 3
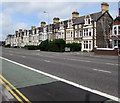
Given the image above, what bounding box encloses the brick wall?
[94,48,118,56]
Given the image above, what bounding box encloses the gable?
[96,11,113,22]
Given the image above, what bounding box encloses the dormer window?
[85,15,91,25]
[88,18,91,24]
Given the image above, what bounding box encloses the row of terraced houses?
[5,2,116,52]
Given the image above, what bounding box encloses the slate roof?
[54,22,60,29]
[73,11,110,25]
[114,16,120,22]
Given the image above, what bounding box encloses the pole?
[43,11,49,40]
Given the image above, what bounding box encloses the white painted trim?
[96,48,114,50]
[0,56,119,102]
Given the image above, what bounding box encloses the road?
[1,47,119,102]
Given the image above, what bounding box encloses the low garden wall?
[94,48,119,56]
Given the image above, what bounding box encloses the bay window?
[84,41,88,49]
[84,40,92,49]
[80,31,82,37]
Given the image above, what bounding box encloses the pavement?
[1,47,119,102]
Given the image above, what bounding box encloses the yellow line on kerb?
[0,79,24,103]
[0,75,31,103]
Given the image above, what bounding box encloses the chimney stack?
[41,22,46,27]
[31,26,36,30]
[53,17,60,24]
[72,11,79,19]
[19,29,22,33]
[15,31,18,34]
[101,2,109,14]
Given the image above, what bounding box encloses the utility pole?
[43,11,50,40]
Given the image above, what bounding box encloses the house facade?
[5,2,113,52]
[110,16,120,48]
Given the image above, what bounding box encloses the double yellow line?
[0,75,31,103]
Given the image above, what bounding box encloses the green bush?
[39,39,49,51]
[65,43,81,51]
[49,41,59,52]
[5,44,11,48]
[39,39,65,52]
[53,39,65,52]
[25,45,39,50]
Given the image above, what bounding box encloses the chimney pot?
[101,2,109,13]
[53,17,60,24]
[72,11,79,19]
[31,26,36,30]
[41,22,46,27]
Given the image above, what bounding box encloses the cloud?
[110,10,118,19]
[1,1,118,41]
[14,22,29,30]
[37,2,84,24]
[1,0,120,2]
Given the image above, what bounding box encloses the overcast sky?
[0,0,119,41]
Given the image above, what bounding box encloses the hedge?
[5,44,11,48]
[39,39,81,52]
[39,39,49,51]
[39,39,65,52]
[65,43,81,51]
[25,45,39,50]
[49,39,65,52]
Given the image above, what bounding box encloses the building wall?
[5,9,113,52]
[96,13,113,48]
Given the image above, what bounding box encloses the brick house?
[5,2,114,52]
[110,16,120,49]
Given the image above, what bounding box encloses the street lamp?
[43,11,49,25]
[43,11,50,40]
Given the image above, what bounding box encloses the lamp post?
[43,11,49,25]
[43,11,50,40]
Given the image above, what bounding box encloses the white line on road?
[28,53,118,66]
[93,69,112,74]
[35,53,43,56]
[106,63,118,66]
[0,56,119,102]
[64,58,91,62]
[44,60,51,63]
[9,54,13,56]
[21,56,26,58]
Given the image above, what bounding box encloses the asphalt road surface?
[1,47,119,102]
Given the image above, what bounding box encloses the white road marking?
[21,56,26,58]
[106,63,118,66]
[93,69,112,74]
[65,58,91,62]
[0,56,119,102]
[24,52,118,66]
[9,54,13,56]
[44,60,51,63]
[35,53,43,56]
